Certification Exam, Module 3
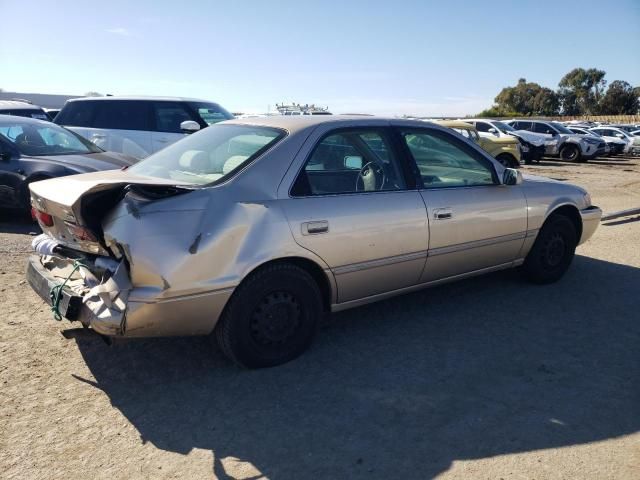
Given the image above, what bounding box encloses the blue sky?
[1,0,639,115]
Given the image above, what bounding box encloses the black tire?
[521,214,578,284]
[496,153,518,168]
[214,263,322,368]
[560,144,581,162]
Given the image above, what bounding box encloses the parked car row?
[432,118,640,164]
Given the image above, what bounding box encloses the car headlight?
[583,192,592,207]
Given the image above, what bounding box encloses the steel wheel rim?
[250,291,302,346]
[542,232,566,268]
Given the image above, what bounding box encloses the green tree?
[491,78,559,116]
[558,68,606,114]
[598,81,640,114]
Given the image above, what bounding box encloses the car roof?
[0,100,44,111]
[0,114,54,126]
[432,120,475,129]
[223,115,434,134]
[65,96,217,103]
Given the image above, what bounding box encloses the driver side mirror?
[488,128,498,136]
[180,120,201,134]
[502,168,523,186]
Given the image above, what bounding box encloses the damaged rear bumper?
[27,254,130,336]
[27,253,234,338]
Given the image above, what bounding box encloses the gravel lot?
[1,156,639,480]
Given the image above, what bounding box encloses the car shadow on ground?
[0,210,39,235]
[71,255,640,479]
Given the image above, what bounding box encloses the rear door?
[88,100,153,158]
[281,126,429,303]
[398,126,528,282]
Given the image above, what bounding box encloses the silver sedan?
[27,116,601,367]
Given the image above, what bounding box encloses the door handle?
[434,208,453,220]
[156,138,170,143]
[301,220,329,235]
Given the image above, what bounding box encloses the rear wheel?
[560,144,581,162]
[521,214,578,284]
[214,263,322,368]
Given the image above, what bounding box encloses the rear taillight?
[31,208,54,227]
[64,222,97,242]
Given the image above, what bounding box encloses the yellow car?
[435,120,521,168]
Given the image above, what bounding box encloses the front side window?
[291,130,406,196]
[533,122,556,135]
[0,120,102,156]
[92,101,151,131]
[153,102,195,133]
[128,124,284,185]
[402,129,496,188]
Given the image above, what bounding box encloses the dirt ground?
[1,155,639,480]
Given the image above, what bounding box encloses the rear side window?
[55,101,96,126]
[153,102,195,133]
[92,101,151,131]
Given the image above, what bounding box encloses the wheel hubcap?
[250,291,301,346]
[542,232,566,267]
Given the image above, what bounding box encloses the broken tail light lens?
[64,222,97,242]
[31,208,54,227]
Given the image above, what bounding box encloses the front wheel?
[521,214,578,284]
[214,263,322,368]
[496,153,518,168]
[560,144,582,162]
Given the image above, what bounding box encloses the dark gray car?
[0,115,136,210]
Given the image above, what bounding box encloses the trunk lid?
[29,170,188,255]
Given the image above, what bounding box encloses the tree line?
[478,68,639,117]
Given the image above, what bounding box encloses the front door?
[398,127,528,282]
[282,128,429,303]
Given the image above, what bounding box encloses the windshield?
[128,124,285,185]
[0,119,102,156]
[188,102,234,126]
[493,121,515,133]
[550,122,574,134]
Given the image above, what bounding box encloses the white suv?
[55,96,233,158]
[506,120,602,162]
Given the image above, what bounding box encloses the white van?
[55,96,233,158]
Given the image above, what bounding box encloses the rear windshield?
[128,124,285,185]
